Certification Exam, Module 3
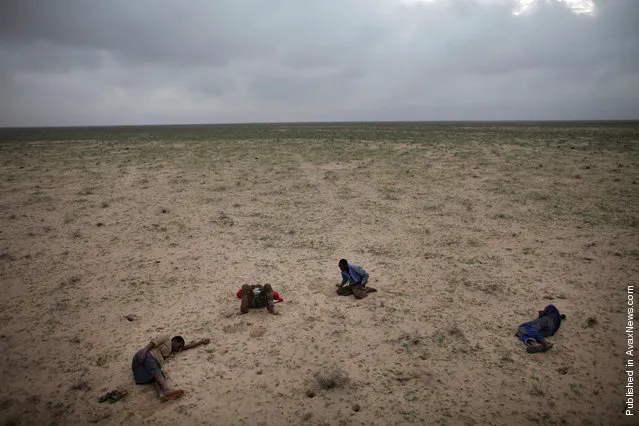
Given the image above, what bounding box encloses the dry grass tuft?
[316,367,350,390]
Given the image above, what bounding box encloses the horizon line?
[2,118,639,130]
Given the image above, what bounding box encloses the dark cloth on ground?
[336,284,376,299]
[132,350,164,385]
[236,287,283,302]
[241,284,275,310]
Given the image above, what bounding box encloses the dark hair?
[172,336,185,346]
[338,259,348,268]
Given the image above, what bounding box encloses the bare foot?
[526,342,552,354]
[161,389,185,401]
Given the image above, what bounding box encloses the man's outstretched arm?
[181,338,210,351]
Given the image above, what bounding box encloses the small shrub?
[316,367,349,390]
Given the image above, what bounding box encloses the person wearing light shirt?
[132,334,210,400]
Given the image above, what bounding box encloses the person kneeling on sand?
[515,304,566,353]
[132,334,210,401]
[336,258,377,299]
[237,283,281,315]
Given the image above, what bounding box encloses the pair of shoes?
[98,389,128,403]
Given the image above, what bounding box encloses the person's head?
[338,259,349,272]
[171,336,185,352]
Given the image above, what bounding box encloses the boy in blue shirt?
[516,305,566,353]
[336,259,377,299]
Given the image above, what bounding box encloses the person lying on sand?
[515,304,566,353]
[237,283,281,315]
[132,334,210,401]
[336,258,377,299]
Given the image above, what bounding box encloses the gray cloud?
[0,0,637,126]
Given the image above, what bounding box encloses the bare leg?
[263,284,278,315]
[152,381,163,397]
[153,372,169,396]
[153,372,184,400]
[240,284,251,314]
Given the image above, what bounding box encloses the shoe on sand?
[98,389,128,403]
[98,391,113,403]
[108,390,128,403]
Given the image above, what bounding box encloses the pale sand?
[0,123,637,425]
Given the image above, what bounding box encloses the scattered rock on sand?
[96,356,108,367]
[305,389,316,398]
[71,380,91,392]
[352,403,361,412]
[249,326,267,338]
[124,314,138,322]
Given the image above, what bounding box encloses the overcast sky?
[0,0,637,126]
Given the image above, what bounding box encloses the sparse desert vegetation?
[0,122,637,425]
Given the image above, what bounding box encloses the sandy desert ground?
[0,122,638,426]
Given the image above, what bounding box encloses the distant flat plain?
[0,122,637,425]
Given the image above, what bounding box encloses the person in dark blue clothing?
[516,305,566,353]
[336,259,377,299]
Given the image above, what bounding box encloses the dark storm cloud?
[0,0,277,68]
[0,0,637,126]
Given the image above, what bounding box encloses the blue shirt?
[340,264,368,286]
[540,304,563,335]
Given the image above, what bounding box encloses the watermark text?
[626,285,634,416]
